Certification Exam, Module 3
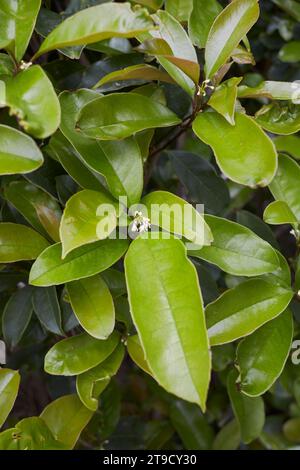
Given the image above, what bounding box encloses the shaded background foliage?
[1,0,300,450]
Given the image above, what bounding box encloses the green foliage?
[0,0,300,451]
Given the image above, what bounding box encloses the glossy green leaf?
[0,0,41,61]
[29,238,129,287]
[169,151,230,214]
[236,209,279,249]
[77,92,180,140]
[188,0,222,49]
[0,125,43,175]
[141,191,213,247]
[205,0,259,78]
[60,189,120,257]
[193,111,277,187]
[170,400,214,450]
[141,10,197,95]
[0,369,20,428]
[125,236,211,410]
[127,334,153,376]
[263,201,298,225]
[59,90,143,205]
[274,136,300,159]
[206,279,293,346]
[236,310,293,396]
[238,81,300,100]
[33,3,154,59]
[4,180,62,242]
[269,155,300,220]
[0,223,49,263]
[227,368,265,444]
[279,41,300,63]
[209,77,242,125]
[94,64,174,89]
[32,287,63,336]
[76,344,125,411]
[45,331,119,376]
[40,395,93,449]
[165,0,192,22]
[2,286,34,348]
[67,275,115,339]
[255,103,300,135]
[5,65,60,139]
[190,215,280,276]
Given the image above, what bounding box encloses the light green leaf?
[238,81,300,100]
[94,64,174,89]
[77,92,181,140]
[274,135,300,159]
[206,279,293,346]
[33,3,154,59]
[0,0,41,61]
[279,41,300,63]
[141,191,213,247]
[236,310,293,396]
[263,201,298,225]
[67,275,115,339]
[209,77,242,125]
[32,287,63,336]
[193,111,277,187]
[189,215,280,276]
[165,0,193,22]
[227,368,265,444]
[205,0,259,78]
[4,180,62,242]
[0,223,49,263]
[60,189,120,257]
[5,65,60,139]
[0,125,43,175]
[188,0,222,49]
[29,238,129,287]
[76,344,125,411]
[2,286,34,348]
[127,334,153,376]
[255,103,300,135]
[125,236,211,410]
[40,395,93,449]
[0,369,20,428]
[44,331,120,376]
[269,155,300,220]
[59,90,143,205]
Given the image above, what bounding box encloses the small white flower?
[131,211,151,233]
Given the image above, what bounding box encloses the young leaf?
[236,310,293,396]
[209,77,243,125]
[255,103,300,135]
[44,331,120,376]
[40,395,93,449]
[76,344,125,411]
[141,191,213,247]
[32,287,63,336]
[190,215,280,277]
[205,0,259,78]
[5,65,61,139]
[0,125,43,175]
[77,92,181,140]
[274,135,300,159]
[238,81,300,100]
[269,155,300,220]
[60,189,120,257]
[227,368,265,444]
[4,180,62,242]
[33,3,154,59]
[0,223,49,263]
[0,369,20,428]
[263,201,298,225]
[193,111,277,187]
[188,0,222,49]
[67,275,115,339]
[59,90,143,205]
[2,286,34,348]
[126,334,153,376]
[125,236,211,410]
[94,64,174,89]
[0,0,41,61]
[206,279,293,345]
[29,238,129,287]
[165,0,193,22]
